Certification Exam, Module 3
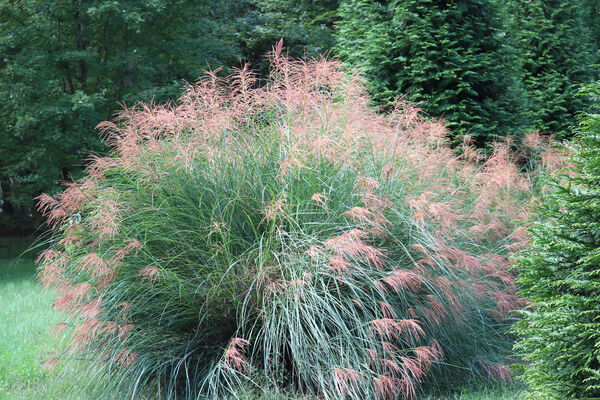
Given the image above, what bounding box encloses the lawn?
[0,236,74,400]
[0,236,525,400]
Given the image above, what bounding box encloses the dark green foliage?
[514,82,600,399]
[0,0,241,211]
[508,0,597,139]
[237,0,339,74]
[334,0,393,101]
[336,0,527,144]
[582,1,600,51]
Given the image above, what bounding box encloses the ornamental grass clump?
[37,43,539,399]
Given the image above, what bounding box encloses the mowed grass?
[0,236,65,400]
[0,236,525,399]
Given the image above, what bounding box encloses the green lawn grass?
[0,236,68,400]
[0,236,525,400]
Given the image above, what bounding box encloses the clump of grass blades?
[36,42,546,399]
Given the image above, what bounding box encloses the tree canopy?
[0,0,240,210]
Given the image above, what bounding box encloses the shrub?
[38,43,538,399]
[514,83,600,399]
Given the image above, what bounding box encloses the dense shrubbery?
[336,0,527,144]
[37,47,551,399]
[514,83,600,399]
[508,0,597,139]
[336,0,599,145]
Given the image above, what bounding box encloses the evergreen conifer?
[515,82,600,399]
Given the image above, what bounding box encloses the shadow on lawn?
[0,236,47,282]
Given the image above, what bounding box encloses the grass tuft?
[34,44,549,399]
